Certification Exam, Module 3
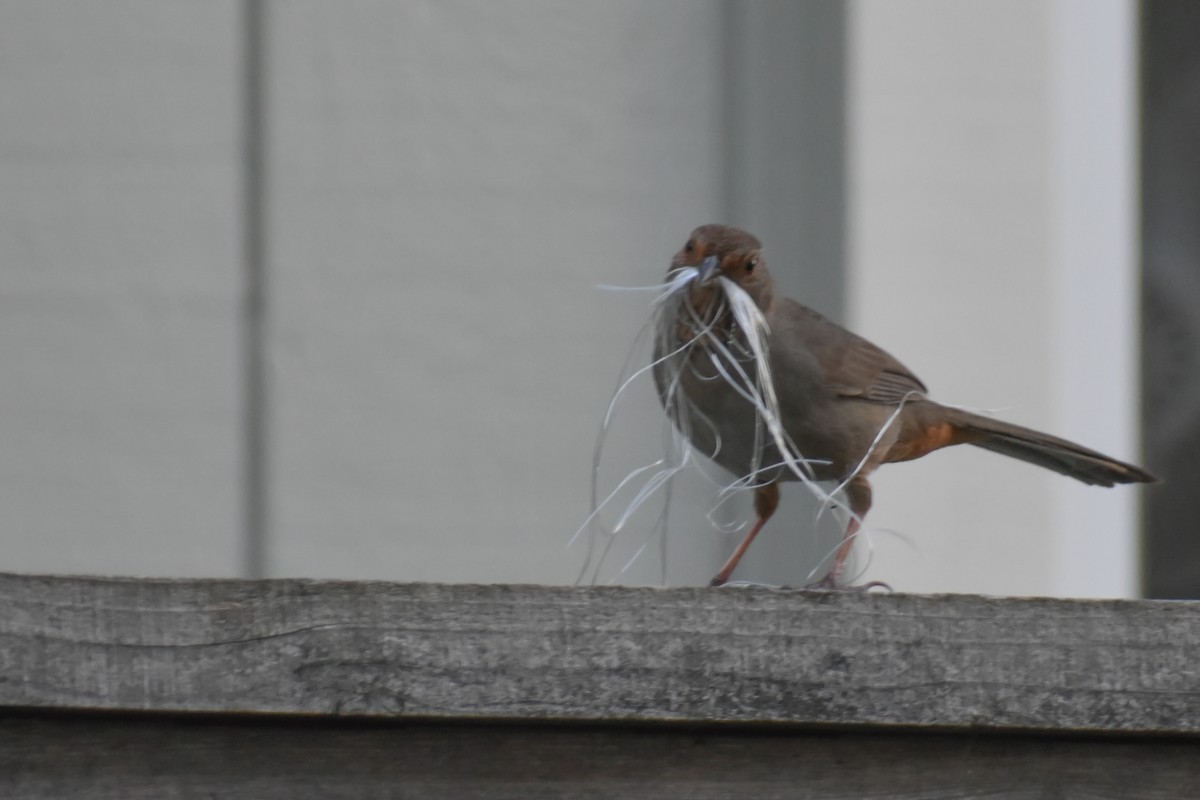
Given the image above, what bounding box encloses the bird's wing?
[770,298,928,404]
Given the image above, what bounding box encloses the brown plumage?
[653,224,1158,588]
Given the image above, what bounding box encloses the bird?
[652,224,1158,589]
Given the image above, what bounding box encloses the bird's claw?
[710,572,893,593]
[804,576,892,593]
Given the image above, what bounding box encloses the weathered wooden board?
[1,713,1198,800]
[3,573,1199,734]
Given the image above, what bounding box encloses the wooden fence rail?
[2,572,1199,798]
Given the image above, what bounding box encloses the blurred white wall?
[0,0,1142,596]
[849,0,1139,597]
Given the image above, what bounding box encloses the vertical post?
[1141,1,1200,598]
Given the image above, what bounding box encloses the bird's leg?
[709,482,780,587]
[809,475,888,591]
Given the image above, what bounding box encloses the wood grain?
[3,573,1200,733]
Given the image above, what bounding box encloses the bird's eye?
[685,240,696,254]
[745,257,758,273]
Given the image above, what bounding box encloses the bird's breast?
[654,323,852,483]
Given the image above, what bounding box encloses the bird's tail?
[943,407,1158,487]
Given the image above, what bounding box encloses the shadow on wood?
[4,713,1200,800]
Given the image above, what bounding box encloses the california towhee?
[654,224,1157,589]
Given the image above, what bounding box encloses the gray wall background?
[0,1,847,585]
[1,1,1152,595]
[1,1,244,577]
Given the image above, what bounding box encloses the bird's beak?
[696,255,720,285]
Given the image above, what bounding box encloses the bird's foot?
[804,574,892,593]
[711,572,890,592]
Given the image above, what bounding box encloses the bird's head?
[670,224,773,309]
